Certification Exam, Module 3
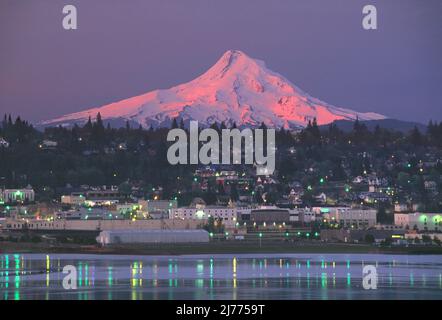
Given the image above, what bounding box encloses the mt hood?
[42,50,385,129]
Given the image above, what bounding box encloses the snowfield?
[41,50,385,129]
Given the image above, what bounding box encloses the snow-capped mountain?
[41,50,385,129]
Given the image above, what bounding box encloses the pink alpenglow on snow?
[42,50,386,129]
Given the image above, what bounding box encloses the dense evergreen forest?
[0,114,441,210]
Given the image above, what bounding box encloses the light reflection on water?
[0,253,441,300]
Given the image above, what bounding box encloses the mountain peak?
[202,49,263,81]
[222,49,247,58]
[41,50,386,129]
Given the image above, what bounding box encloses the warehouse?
[97,229,209,245]
[250,207,290,225]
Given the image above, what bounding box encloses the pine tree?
[311,118,320,139]
[84,116,92,130]
[171,118,178,129]
[410,126,422,146]
[2,114,7,129]
[96,112,103,129]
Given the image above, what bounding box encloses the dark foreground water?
[0,253,441,300]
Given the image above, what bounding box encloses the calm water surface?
[1,253,441,300]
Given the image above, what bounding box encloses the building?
[299,208,315,223]
[2,218,203,231]
[61,195,86,206]
[138,199,178,218]
[394,212,442,231]
[54,207,122,220]
[404,232,442,242]
[312,207,349,219]
[337,209,377,229]
[170,206,237,227]
[394,203,419,213]
[358,192,391,203]
[96,229,209,245]
[115,203,140,215]
[83,187,121,205]
[288,208,309,223]
[1,186,35,204]
[236,207,252,221]
[250,207,290,225]
[313,207,377,229]
[350,229,406,243]
[320,229,351,242]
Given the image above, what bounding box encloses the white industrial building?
[395,213,442,231]
[1,187,35,203]
[170,205,237,227]
[96,229,209,245]
[2,218,203,231]
[337,209,377,228]
[290,208,312,223]
[313,207,377,228]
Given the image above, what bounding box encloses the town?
[0,114,441,252]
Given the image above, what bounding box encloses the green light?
[307,185,312,191]
[306,233,310,237]
[258,233,263,238]
[285,232,289,237]
[314,232,319,237]
[320,178,324,184]
[407,163,411,168]
[225,232,229,236]
[209,232,213,237]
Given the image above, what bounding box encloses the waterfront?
[0,253,442,300]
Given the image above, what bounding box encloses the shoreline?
[1,241,442,256]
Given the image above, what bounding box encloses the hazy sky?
[0,0,441,124]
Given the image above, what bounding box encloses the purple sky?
[0,0,441,124]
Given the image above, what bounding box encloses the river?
[1,253,441,300]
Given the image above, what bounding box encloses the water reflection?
[0,253,441,300]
